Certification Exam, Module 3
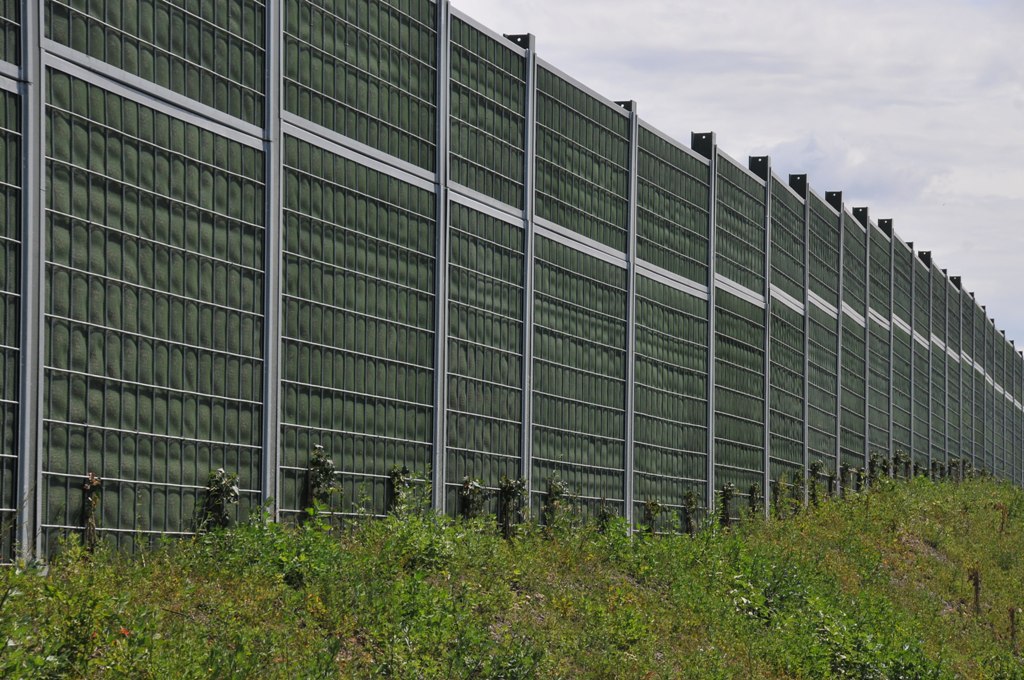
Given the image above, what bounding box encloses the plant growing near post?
[747,483,762,517]
[681,490,698,536]
[305,444,339,511]
[809,460,824,506]
[869,452,885,487]
[542,477,576,530]
[839,463,851,498]
[718,483,735,528]
[642,498,664,534]
[497,476,526,539]
[82,472,102,553]
[458,477,488,520]
[771,478,783,519]
[200,468,239,532]
[790,471,804,514]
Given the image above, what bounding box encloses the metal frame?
[431,0,452,511]
[261,0,284,519]
[2,0,1024,552]
[692,132,717,517]
[623,102,639,528]
[16,0,43,560]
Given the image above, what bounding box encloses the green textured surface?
[0,0,16,66]
[715,156,765,294]
[839,313,866,468]
[0,88,18,558]
[770,180,805,303]
[532,235,627,515]
[535,68,629,251]
[445,203,524,510]
[284,0,438,171]
[714,290,765,498]
[449,17,525,208]
[769,298,804,474]
[808,195,839,308]
[280,134,435,518]
[637,127,710,285]
[47,0,265,125]
[807,303,838,473]
[633,275,708,524]
[44,71,265,555]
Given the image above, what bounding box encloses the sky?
[452,0,1024,347]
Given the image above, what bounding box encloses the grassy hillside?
[2,476,1023,678]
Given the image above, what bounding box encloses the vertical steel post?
[750,156,771,516]
[431,0,452,511]
[692,132,716,517]
[881,220,895,465]
[854,207,870,470]
[260,0,284,519]
[789,174,811,502]
[827,192,844,487]
[508,32,538,512]
[623,102,639,529]
[17,0,44,560]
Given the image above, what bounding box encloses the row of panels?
[0,0,1021,556]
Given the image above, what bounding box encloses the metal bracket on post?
[621,101,639,530]
[431,0,452,512]
[692,132,716,519]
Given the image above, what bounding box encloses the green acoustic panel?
[840,314,866,468]
[445,203,524,512]
[869,229,891,317]
[633,275,708,526]
[449,17,526,209]
[532,235,627,516]
[960,292,974,461]
[867,318,891,453]
[284,0,438,171]
[842,217,866,313]
[47,0,265,126]
[0,88,18,559]
[892,244,913,326]
[770,181,805,303]
[714,290,765,501]
[280,134,436,518]
[769,298,804,475]
[715,156,765,294]
[807,303,838,473]
[0,0,16,66]
[637,127,710,285]
[43,70,265,555]
[808,195,839,308]
[535,68,629,251]
[891,324,913,456]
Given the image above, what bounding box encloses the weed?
[198,468,239,532]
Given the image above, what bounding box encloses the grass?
[1,476,1023,678]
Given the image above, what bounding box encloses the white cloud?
[454,0,1024,345]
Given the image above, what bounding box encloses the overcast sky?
[453,0,1024,348]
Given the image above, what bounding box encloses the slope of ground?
[1,477,1023,678]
